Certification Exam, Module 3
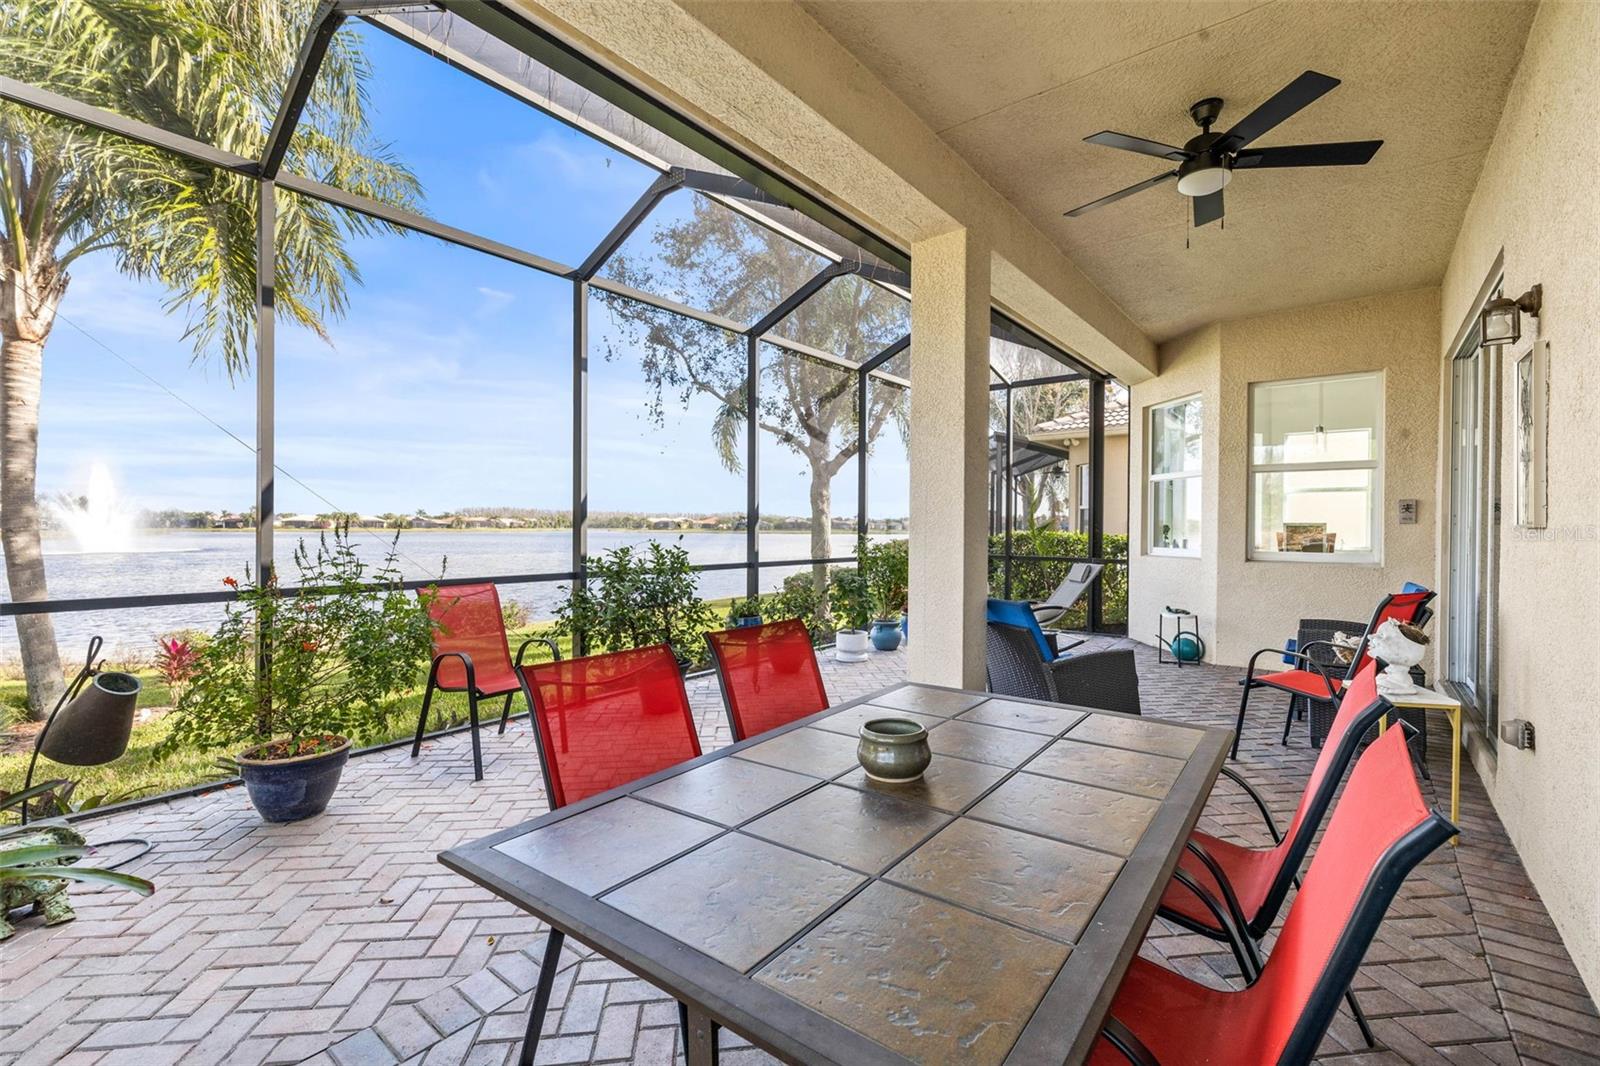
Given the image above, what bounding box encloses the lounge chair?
[1029,561,1104,628]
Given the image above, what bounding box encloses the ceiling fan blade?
[1193,189,1224,228]
[1219,70,1340,150]
[1233,140,1383,169]
[1084,130,1192,161]
[1064,170,1179,217]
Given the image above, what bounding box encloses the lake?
[1,529,884,665]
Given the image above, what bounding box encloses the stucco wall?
[1437,0,1600,993]
[1128,289,1441,666]
[1212,289,1442,667]
[1128,325,1221,654]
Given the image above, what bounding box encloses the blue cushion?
[987,599,1056,662]
[1401,581,1428,594]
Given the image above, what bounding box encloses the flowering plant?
[158,526,439,760]
[154,635,200,698]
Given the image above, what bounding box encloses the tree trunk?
[808,458,832,618]
[1,262,67,719]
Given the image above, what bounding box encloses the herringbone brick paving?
[2,640,1594,1066]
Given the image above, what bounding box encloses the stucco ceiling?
[799,0,1536,341]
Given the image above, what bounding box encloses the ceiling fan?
[1064,70,1382,228]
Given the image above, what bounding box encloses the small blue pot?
[731,615,763,629]
[870,619,903,651]
[237,737,351,823]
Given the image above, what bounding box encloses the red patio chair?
[408,583,557,782]
[706,618,830,741]
[1232,587,1434,759]
[516,644,705,1064]
[1159,660,1391,1043]
[1090,726,1456,1066]
[520,643,702,809]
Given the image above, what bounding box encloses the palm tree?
[1,1,419,718]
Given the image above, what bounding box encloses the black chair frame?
[1233,590,1435,759]
[1103,802,1458,1065]
[409,636,559,781]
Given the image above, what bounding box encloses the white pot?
[835,629,870,663]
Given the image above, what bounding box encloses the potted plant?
[727,595,764,629]
[1,783,155,940]
[858,539,907,651]
[159,527,437,823]
[867,589,904,652]
[555,541,718,670]
[829,568,872,663]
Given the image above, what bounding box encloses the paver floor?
[2,639,1594,1066]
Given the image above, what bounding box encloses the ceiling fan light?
[1177,165,1232,197]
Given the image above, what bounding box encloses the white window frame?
[1147,395,1202,557]
[1247,370,1385,565]
[1076,463,1090,532]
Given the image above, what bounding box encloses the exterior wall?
[1128,325,1221,655]
[1128,290,1441,667]
[1060,434,1129,537]
[1436,0,1600,992]
[1211,288,1442,667]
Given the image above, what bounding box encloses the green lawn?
[0,601,759,812]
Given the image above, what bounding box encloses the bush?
[828,568,872,632]
[553,541,718,665]
[158,527,438,758]
[500,600,530,632]
[726,595,764,623]
[766,572,830,643]
[857,538,908,619]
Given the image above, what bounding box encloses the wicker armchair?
[985,622,1142,716]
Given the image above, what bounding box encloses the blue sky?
[35,22,909,522]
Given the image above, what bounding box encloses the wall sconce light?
[1480,284,1542,348]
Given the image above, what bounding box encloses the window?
[1248,372,1383,562]
[1147,397,1202,555]
[1076,464,1090,532]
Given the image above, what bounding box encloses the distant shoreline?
[47,527,906,537]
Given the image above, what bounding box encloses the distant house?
[411,515,449,529]
[213,513,247,529]
[692,516,722,530]
[275,513,322,529]
[648,516,688,530]
[459,516,489,529]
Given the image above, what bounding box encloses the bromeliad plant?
[159,526,438,761]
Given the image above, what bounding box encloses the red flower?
[223,576,239,589]
[301,640,318,652]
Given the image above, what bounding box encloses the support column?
[908,228,990,688]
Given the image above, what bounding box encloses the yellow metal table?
[1378,685,1463,841]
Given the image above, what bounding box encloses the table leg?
[1450,707,1462,845]
[518,930,565,1066]
[683,1003,720,1066]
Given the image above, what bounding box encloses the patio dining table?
[439,682,1231,1066]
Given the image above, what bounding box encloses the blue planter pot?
[870,619,903,651]
[237,737,351,823]
[731,615,763,629]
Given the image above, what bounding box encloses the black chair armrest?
[1101,1017,1161,1066]
[514,636,561,669]
[1184,839,1262,977]
[1216,766,1283,844]
[429,650,476,695]
[1049,649,1140,716]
